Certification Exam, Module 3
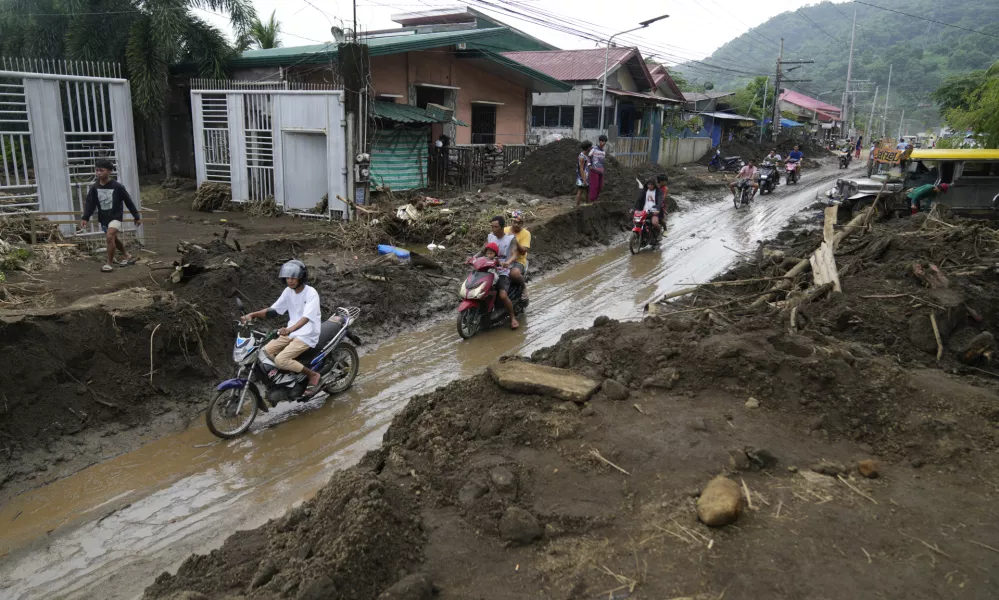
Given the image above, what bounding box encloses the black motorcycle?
[707,149,744,173]
[733,179,754,209]
[757,164,779,195]
[206,299,362,438]
[838,152,852,169]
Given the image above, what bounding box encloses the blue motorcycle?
[707,149,744,173]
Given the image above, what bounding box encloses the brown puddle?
[0,177,839,599]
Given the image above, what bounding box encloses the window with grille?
[581,107,601,129]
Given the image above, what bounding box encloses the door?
[281,131,328,211]
[471,105,496,144]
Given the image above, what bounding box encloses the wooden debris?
[929,312,944,362]
[589,448,630,475]
[809,241,842,292]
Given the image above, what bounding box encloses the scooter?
[456,257,527,339]
[785,159,801,184]
[707,149,744,173]
[757,164,779,195]
[205,298,362,438]
[628,210,663,254]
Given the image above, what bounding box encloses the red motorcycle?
[456,256,527,339]
[785,159,801,184]
[628,210,663,254]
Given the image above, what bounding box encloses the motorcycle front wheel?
[707,163,718,173]
[323,343,359,394]
[629,231,642,254]
[206,384,261,439]
[457,308,481,339]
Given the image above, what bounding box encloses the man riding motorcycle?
[240,260,324,397]
[476,215,523,330]
[729,159,759,201]
[763,149,783,165]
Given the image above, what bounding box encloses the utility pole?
[898,109,905,139]
[771,38,783,142]
[759,75,771,144]
[867,86,879,141]
[881,64,892,139]
[842,9,857,137]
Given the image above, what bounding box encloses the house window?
[531,105,574,128]
[581,107,601,129]
[472,105,497,144]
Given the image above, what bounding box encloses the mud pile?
[145,309,999,599]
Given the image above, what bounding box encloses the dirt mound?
[504,140,674,209]
[143,468,424,600]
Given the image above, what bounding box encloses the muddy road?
[0,166,854,599]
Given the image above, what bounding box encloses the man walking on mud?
[80,159,140,273]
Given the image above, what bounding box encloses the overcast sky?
[200,0,851,62]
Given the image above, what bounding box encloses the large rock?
[297,576,336,600]
[601,379,630,401]
[488,362,600,402]
[696,476,743,527]
[377,573,435,600]
[498,506,543,545]
[250,558,278,589]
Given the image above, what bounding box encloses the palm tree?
[249,10,281,50]
[0,0,256,174]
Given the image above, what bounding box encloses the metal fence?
[428,144,538,190]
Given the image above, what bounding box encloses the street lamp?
[599,14,670,132]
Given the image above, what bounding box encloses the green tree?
[944,61,999,147]
[730,76,773,120]
[238,9,281,51]
[0,0,256,174]
[932,70,987,116]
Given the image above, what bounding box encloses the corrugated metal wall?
[370,126,430,191]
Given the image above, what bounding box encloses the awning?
[780,118,803,128]
[701,111,756,121]
[372,101,468,126]
[607,88,680,104]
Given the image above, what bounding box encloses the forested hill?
[672,0,999,131]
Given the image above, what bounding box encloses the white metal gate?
[191,79,348,219]
[0,58,140,238]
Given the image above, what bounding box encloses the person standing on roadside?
[80,159,140,273]
[505,210,531,300]
[855,136,863,159]
[588,134,608,203]
[575,141,592,207]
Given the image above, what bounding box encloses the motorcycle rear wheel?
[323,344,359,394]
[629,231,642,254]
[707,163,718,173]
[206,384,261,439]
[457,308,481,339]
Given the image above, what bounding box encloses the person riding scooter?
[477,215,522,330]
[633,179,664,241]
[240,260,324,397]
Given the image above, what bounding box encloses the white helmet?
[278,259,307,285]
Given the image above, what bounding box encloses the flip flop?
[117,258,137,266]
[303,380,323,397]
[101,264,113,273]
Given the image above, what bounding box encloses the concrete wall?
[369,52,531,144]
[657,137,712,167]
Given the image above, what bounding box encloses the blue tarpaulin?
[781,118,804,128]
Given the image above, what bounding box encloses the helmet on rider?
[484,241,500,255]
[278,259,308,286]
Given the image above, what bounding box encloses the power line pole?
[867,86,879,141]
[771,38,783,142]
[842,9,857,137]
[898,109,905,139]
[881,64,892,139]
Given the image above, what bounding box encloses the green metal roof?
[372,101,468,126]
[231,28,510,68]
[457,50,570,93]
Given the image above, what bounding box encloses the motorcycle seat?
[297,320,343,365]
[724,156,741,161]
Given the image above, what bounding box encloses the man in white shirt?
[241,260,324,395]
[729,159,759,200]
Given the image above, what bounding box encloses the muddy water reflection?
[0,178,836,599]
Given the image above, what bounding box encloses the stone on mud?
[601,379,630,401]
[297,575,336,600]
[376,573,435,600]
[858,459,880,479]
[490,467,518,496]
[488,362,600,402]
[499,506,543,545]
[643,368,681,390]
[250,558,278,589]
[696,476,743,527]
[810,461,847,477]
[745,397,760,409]
[459,479,489,506]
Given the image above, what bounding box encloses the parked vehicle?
[832,149,999,217]
[757,165,780,195]
[708,149,744,173]
[628,210,662,254]
[785,159,801,184]
[206,299,361,439]
[456,257,527,339]
[838,152,852,169]
[733,179,754,209]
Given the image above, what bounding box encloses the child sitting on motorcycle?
[240,260,324,397]
[634,179,664,238]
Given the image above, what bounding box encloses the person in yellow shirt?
[505,210,531,300]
